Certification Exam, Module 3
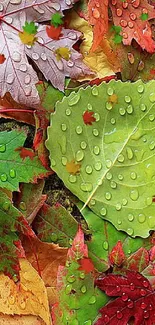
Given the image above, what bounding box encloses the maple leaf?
[83,110,96,125]
[0,0,90,107]
[0,54,6,64]
[46,25,62,40]
[109,0,155,53]
[51,13,63,27]
[109,240,125,266]
[95,271,155,325]
[66,159,81,174]
[15,147,36,160]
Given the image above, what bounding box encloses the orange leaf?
[15,147,36,160]
[0,54,6,64]
[46,25,62,40]
[66,160,81,175]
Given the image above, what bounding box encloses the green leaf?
[53,227,108,324]
[77,203,152,271]
[0,130,50,191]
[23,21,38,34]
[140,13,148,21]
[46,80,155,238]
[51,13,63,27]
[33,203,78,246]
[36,82,64,113]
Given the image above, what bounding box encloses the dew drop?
[69,175,77,183]
[111,118,116,124]
[0,4,4,11]
[61,157,67,166]
[149,141,155,150]
[9,169,16,178]
[106,172,112,180]
[143,280,149,288]
[105,192,112,200]
[93,128,99,136]
[1,173,7,182]
[127,299,134,308]
[106,102,113,110]
[81,285,87,293]
[8,295,15,305]
[89,295,96,304]
[118,174,123,180]
[130,283,135,290]
[94,161,102,171]
[130,172,137,180]
[127,105,133,114]
[122,1,128,8]
[66,108,71,116]
[93,146,100,155]
[12,51,21,62]
[106,159,112,168]
[6,74,14,84]
[68,32,77,40]
[126,147,134,160]
[110,180,117,188]
[92,87,98,96]
[50,233,58,242]
[138,214,146,223]
[90,199,96,205]
[140,103,147,111]
[127,52,135,64]
[144,310,149,319]
[122,293,128,301]
[130,189,139,201]
[76,150,84,161]
[130,13,137,20]
[87,103,93,110]
[19,201,27,211]
[41,53,47,61]
[0,144,6,152]
[3,201,10,212]
[103,241,109,250]
[128,214,134,222]
[100,207,107,216]
[116,203,122,211]
[81,182,93,192]
[76,126,83,134]
[137,84,144,93]
[32,52,39,60]
[148,216,155,227]
[94,112,100,121]
[127,228,134,236]
[65,284,72,294]
[120,19,128,27]
[116,311,123,319]
[107,87,114,95]
[24,74,31,84]
[68,93,80,106]
[51,159,56,167]
[141,302,147,309]
[61,123,67,131]
[117,219,122,225]
[84,321,92,325]
[67,275,76,283]
[80,141,87,149]
[67,60,74,67]
[117,154,125,162]
[80,272,85,279]
[146,197,152,206]
[104,315,110,324]
[125,96,131,103]
[20,300,26,310]
[122,198,128,206]
[119,107,126,115]
[140,289,146,296]
[149,93,155,103]
[86,165,93,174]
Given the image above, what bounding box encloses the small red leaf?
[109,240,125,267]
[78,257,94,273]
[0,54,6,64]
[83,110,96,125]
[125,247,149,273]
[46,25,62,40]
[15,147,36,160]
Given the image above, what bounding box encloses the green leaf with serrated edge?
[46,79,155,238]
[23,21,38,35]
[52,227,108,324]
[77,202,153,271]
[36,82,64,113]
[0,130,50,191]
[33,203,78,246]
[51,13,63,27]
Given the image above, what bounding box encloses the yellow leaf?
[109,94,118,104]
[0,314,45,325]
[66,159,81,175]
[19,31,37,46]
[68,11,120,80]
[55,47,71,61]
[0,259,51,325]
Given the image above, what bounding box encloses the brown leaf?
[0,314,45,325]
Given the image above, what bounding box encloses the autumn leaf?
[0,54,6,64]
[46,26,62,40]
[15,147,36,161]
[19,31,37,46]
[66,160,81,175]
[109,241,125,266]
[83,110,96,125]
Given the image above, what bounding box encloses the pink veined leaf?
[0,0,90,107]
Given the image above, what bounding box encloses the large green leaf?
[0,130,50,191]
[46,80,155,238]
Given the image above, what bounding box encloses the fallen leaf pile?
[0,0,155,324]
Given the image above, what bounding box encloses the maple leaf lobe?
[83,110,96,125]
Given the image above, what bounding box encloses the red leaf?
[83,110,96,125]
[110,0,155,53]
[78,257,95,273]
[15,147,36,160]
[109,241,125,266]
[68,226,88,261]
[46,25,62,40]
[88,0,109,51]
[95,271,155,325]
[0,54,6,64]
[125,247,149,273]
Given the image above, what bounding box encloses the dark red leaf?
[83,110,96,125]
[0,54,6,64]
[109,241,125,267]
[15,147,36,160]
[78,257,95,273]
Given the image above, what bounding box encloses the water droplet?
[120,19,128,27]
[103,241,109,250]
[146,197,152,206]
[130,283,135,290]
[106,159,112,168]
[66,108,71,116]
[106,172,112,180]
[69,175,77,183]
[104,315,110,324]
[117,219,122,225]
[138,60,145,71]
[68,93,80,106]
[122,198,128,205]
[65,284,72,294]
[19,201,27,211]
[93,146,100,155]
[93,128,99,136]
[117,154,125,162]
[81,183,93,192]
[32,52,39,60]
[105,192,112,200]
[1,173,7,182]
[41,52,47,61]
[149,114,155,122]
[67,60,74,67]
[94,112,100,121]
[116,203,122,211]
[130,13,137,20]
[24,74,31,84]
[12,51,21,62]
[107,87,114,96]
[141,302,147,309]
[106,102,113,110]
[130,189,139,201]
[92,87,98,96]
[71,319,79,325]
[81,141,87,149]
[0,4,4,11]
[51,159,56,167]
[140,103,147,111]
[127,228,134,236]
[149,304,152,310]
[143,280,149,288]
[76,150,84,161]
[100,207,107,216]
[6,74,14,84]
[50,233,58,242]
[117,311,123,319]
[61,157,67,166]
[20,300,26,310]
[122,1,128,8]
[97,179,102,185]
[86,165,93,174]
[127,52,135,64]
[122,293,128,301]
[127,299,134,308]
[127,105,133,114]
[76,126,83,134]
[118,174,123,180]
[119,107,126,115]
[130,172,137,180]
[140,289,146,296]
[0,144,6,152]
[111,118,116,124]
[80,272,85,279]
[110,180,117,189]
[61,123,67,131]
[89,295,96,304]
[149,93,155,103]
[90,199,96,205]
[128,214,134,222]
[87,103,92,110]
[137,84,144,93]
[67,275,76,283]
[81,285,87,293]
[8,295,15,305]
[94,161,102,171]
[144,310,149,319]
[116,286,121,292]
[128,21,134,28]
[148,216,155,227]
[149,141,155,150]
[138,214,146,223]
[125,96,131,103]
[3,201,10,212]
[9,169,16,178]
